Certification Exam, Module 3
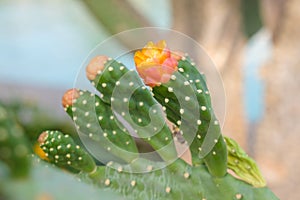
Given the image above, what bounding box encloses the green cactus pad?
[0,103,30,179]
[38,130,96,173]
[225,136,266,188]
[150,56,227,177]
[64,89,139,164]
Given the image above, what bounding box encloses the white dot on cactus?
[181,56,186,61]
[141,86,146,90]
[165,186,171,193]
[235,194,243,199]
[108,66,113,71]
[178,68,184,72]
[90,93,95,97]
[107,161,113,166]
[202,198,207,200]
[183,172,190,179]
[146,165,153,171]
[185,96,190,101]
[67,161,71,165]
[153,127,157,131]
[147,137,151,141]
[79,91,83,95]
[197,134,201,139]
[103,133,108,137]
[67,144,71,149]
[138,118,142,123]
[116,81,120,86]
[51,138,55,143]
[195,79,200,83]
[104,179,110,186]
[86,123,91,128]
[55,155,59,159]
[111,97,114,102]
[189,79,193,83]
[89,133,93,138]
[164,98,169,103]
[78,157,82,161]
[171,75,176,80]
[76,145,80,149]
[123,98,128,102]
[73,116,77,121]
[110,115,114,120]
[168,87,173,92]
[108,57,112,61]
[130,180,136,187]
[121,112,125,116]
[45,153,49,157]
[97,70,102,75]
[98,116,103,121]
[85,112,89,116]
[205,91,209,94]
[214,120,219,125]
[49,148,54,152]
[177,120,181,125]
[126,141,130,145]
[57,145,62,150]
[198,147,202,151]
[184,81,189,85]
[214,139,218,143]
[139,102,144,106]
[107,147,111,151]
[180,109,184,114]
[72,107,77,112]
[120,66,125,71]
[102,83,107,88]
[100,93,104,98]
[201,106,207,111]
[95,102,100,107]
[64,107,67,111]
[186,74,190,78]
[66,154,71,158]
[112,131,117,135]
[152,109,157,113]
[197,89,202,94]
[82,100,87,105]
[129,82,134,86]
[162,106,166,111]
[197,120,202,125]
[117,166,123,172]
[191,62,195,66]
[212,151,216,155]
[42,147,47,150]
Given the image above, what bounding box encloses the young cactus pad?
[134,41,227,177]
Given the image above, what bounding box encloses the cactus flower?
[134,40,179,87]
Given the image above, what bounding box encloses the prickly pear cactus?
[37,41,279,200]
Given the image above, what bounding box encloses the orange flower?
[134,40,179,87]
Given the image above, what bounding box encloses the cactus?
[0,103,31,178]
[37,41,279,199]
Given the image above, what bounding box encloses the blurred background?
[0,0,299,199]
